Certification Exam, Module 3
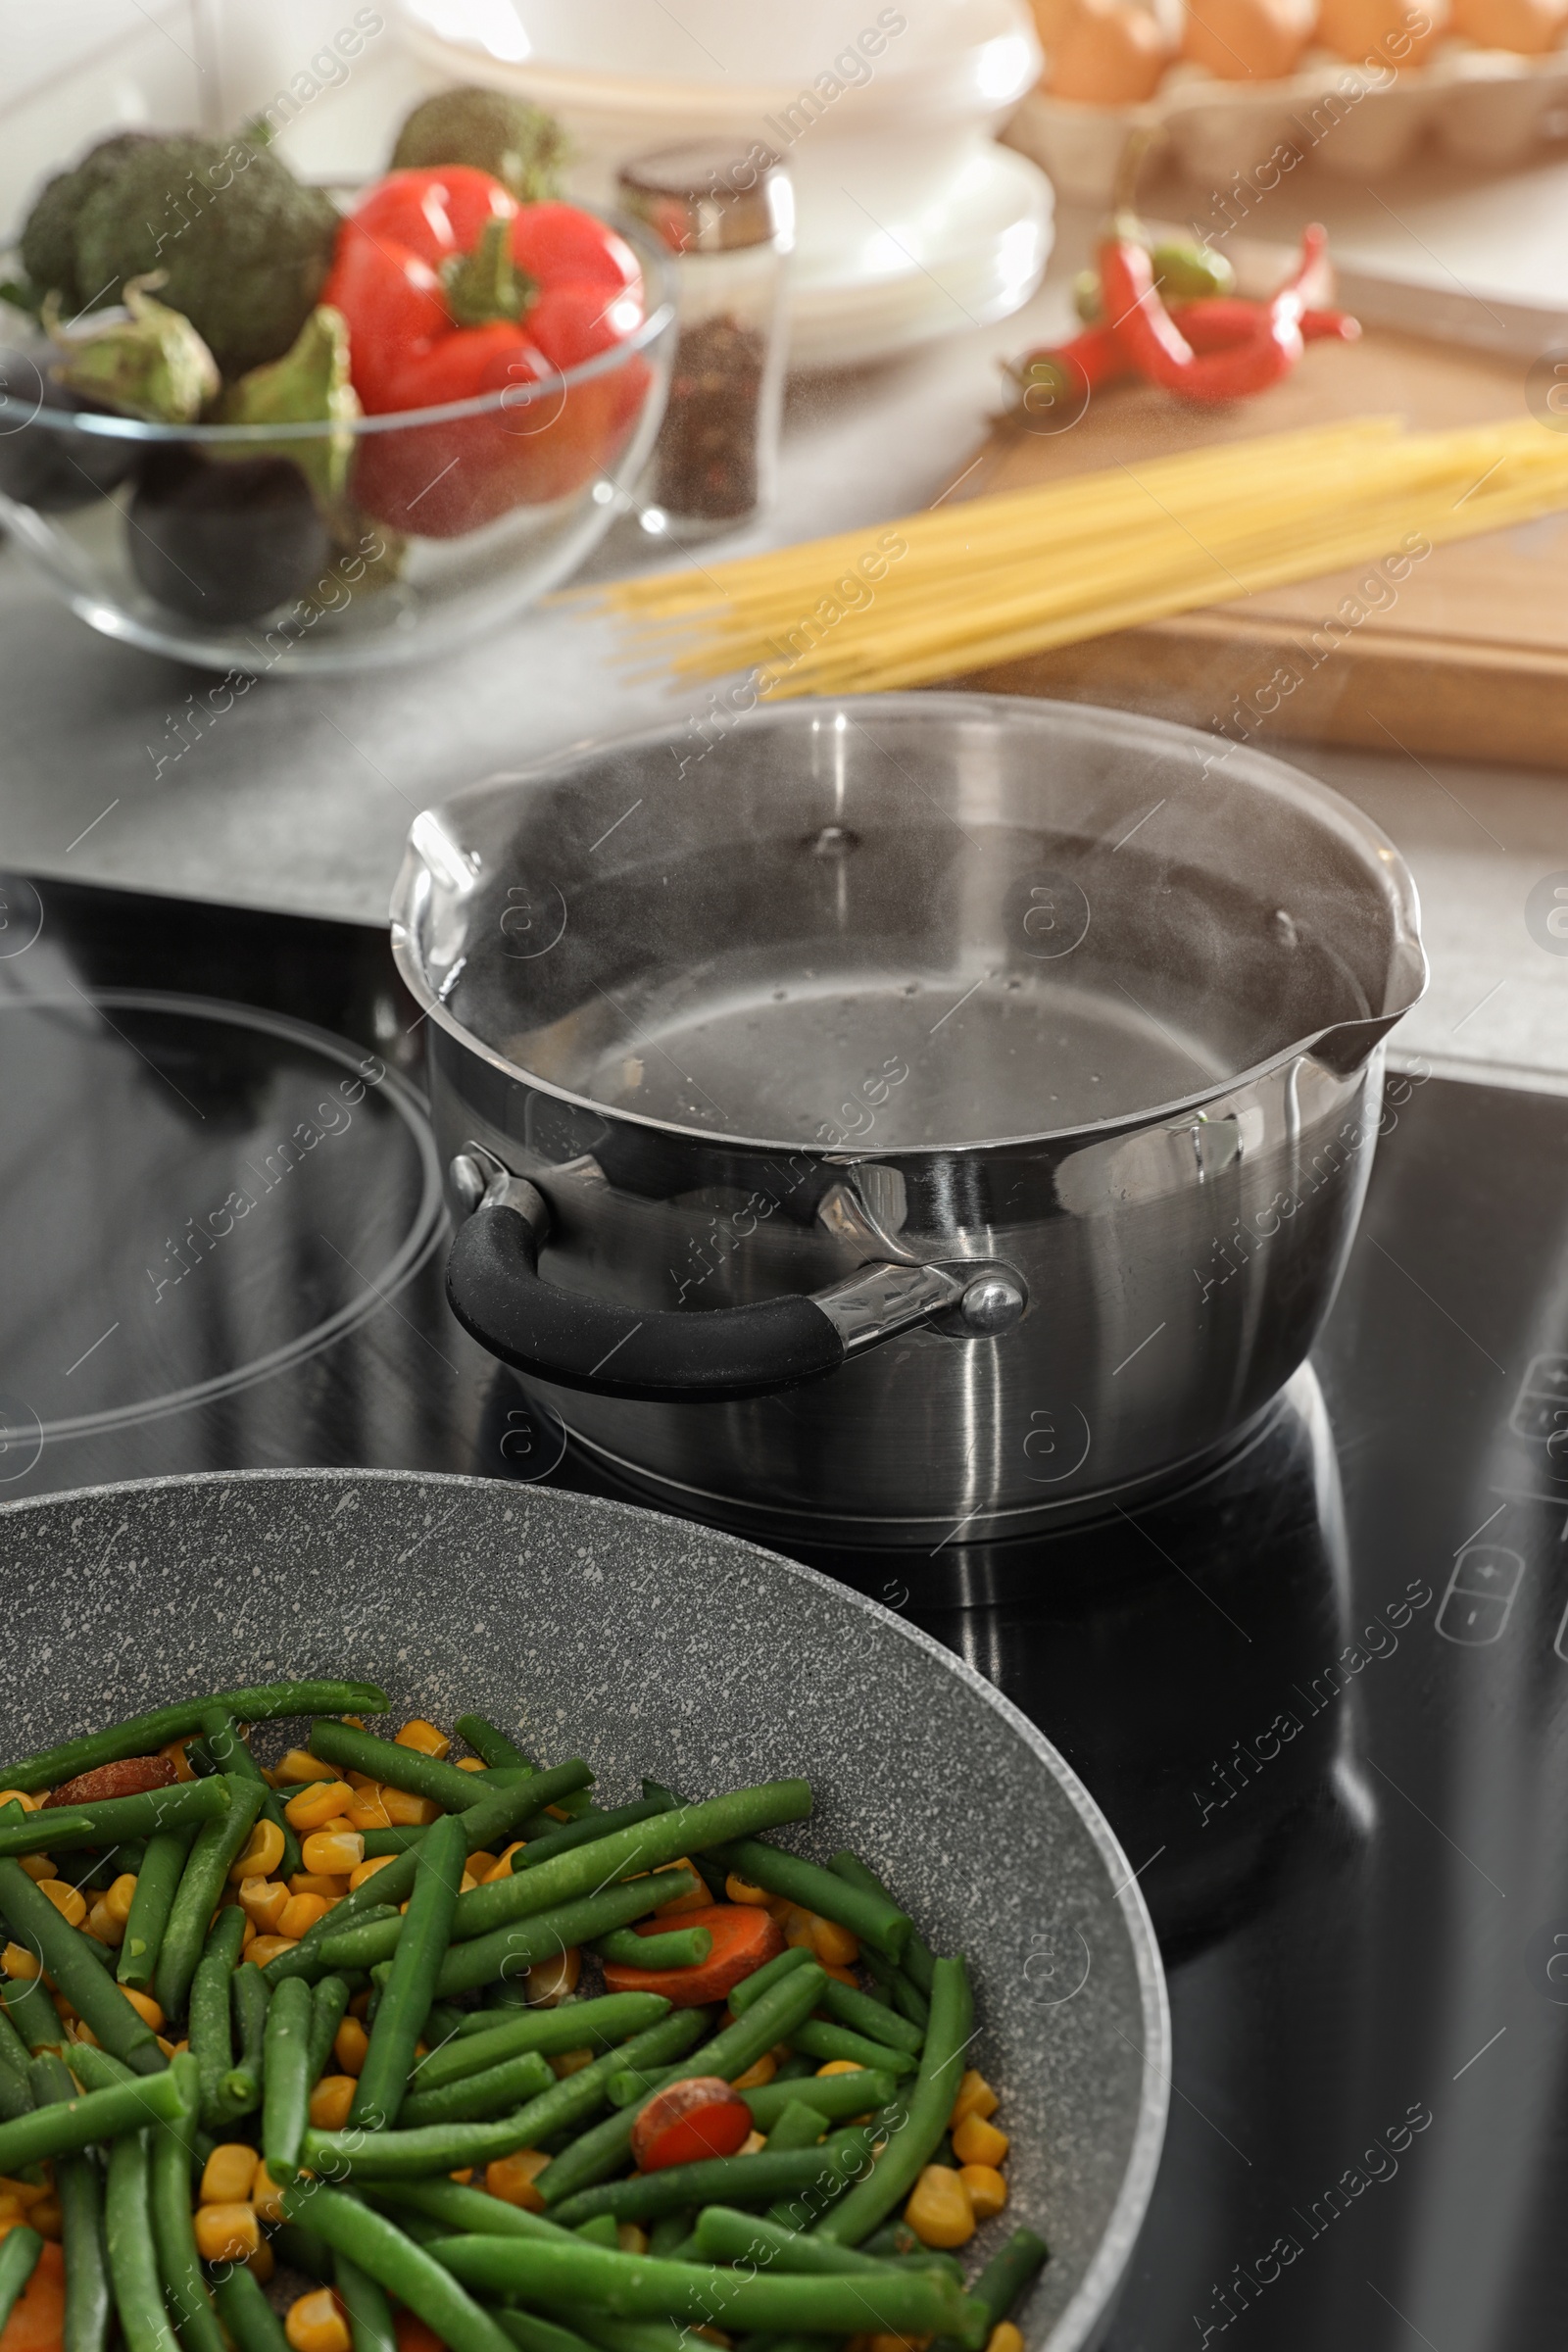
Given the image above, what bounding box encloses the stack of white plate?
[395,0,1054,368]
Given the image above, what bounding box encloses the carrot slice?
[0,2238,64,2352]
[630,2077,753,2172]
[393,2315,444,2352]
[602,1903,784,2007]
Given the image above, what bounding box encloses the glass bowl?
[0,213,675,675]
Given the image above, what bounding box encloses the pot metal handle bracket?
[445,1144,1028,1400]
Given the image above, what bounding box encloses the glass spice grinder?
[617,140,793,537]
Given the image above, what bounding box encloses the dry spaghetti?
[586,415,1568,698]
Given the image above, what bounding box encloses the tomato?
[630,2077,754,2173]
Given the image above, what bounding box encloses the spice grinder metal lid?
[617,140,795,255]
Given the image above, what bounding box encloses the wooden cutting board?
[946,324,1568,769]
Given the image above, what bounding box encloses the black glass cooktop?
[1,873,1560,2352]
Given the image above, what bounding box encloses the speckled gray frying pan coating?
[0,1469,1167,2350]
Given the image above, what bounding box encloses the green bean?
[0,1684,390,1794]
[273,2222,333,2279]
[372,2179,563,2242]
[0,2000,34,2083]
[830,1854,935,1994]
[148,2106,226,2352]
[862,1945,931,2030]
[432,1993,669,2083]
[426,2231,984,2344]
[453,1717,527,1769]
[647,2211,695,2259]
[199,1706,302,1878]
[639,1786,727,1900]
[27,2057,109,2352]
[0,2228,41,2334]
[813,1955,971,2244]
[105,2133,179,2352]
[426,1872,704,2000]
[190,1936,242,2130]
[264,1763,593,1985]
[0,1782,230,1861]
[761,2095,830,2153]
[511,1799,674,1876]
[309,1724,492,1815]
[153,1779,265,2024]
[592,1925,710,1971]
[741,2070,900,2136]
[211,2266,291,2352]
[493,2311,596,2352]
[546,2131,875,2228]
[301,1906,402,1974]
[0,1863,163,2075]
[335,2249,399,2352]
[572,2318,699,2352]
[262,1973,314,2178]
[72,1843,145,1895]
[0,2066,31,2126]
[575,2214,619,2248]
[694,2203,928,2277]
[967,2226,1051,2324]
[785,2021,916,2077]
[305,2010,708,2182]
[540,1963,826,2209]
[2,1976,63,2055]
[818,1975,923,2054]
[280,2180,516,2352]
[726,1946,813,2015]
[352,1811,465,2131]
[117,1829,193,1992]
[710,1838,910,1963]
[398,2047,556,2129]
[56,2044,130,2094]
[309,1976,352,2084]
[231,1963,269,2098]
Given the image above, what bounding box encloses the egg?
[1450,0,1568,51]
[1317,0,1448,64]
[1049,1,1174,99]
[1182,0,1317,77]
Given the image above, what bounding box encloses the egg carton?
[1005,37,1568,206]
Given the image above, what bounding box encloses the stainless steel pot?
[391,693,1427,1544]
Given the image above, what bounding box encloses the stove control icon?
[1436,1544,1525,1645]
[1509,1355,1568,1463]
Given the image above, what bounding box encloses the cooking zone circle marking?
[0,990,444,1444]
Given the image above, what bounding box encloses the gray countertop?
[1,171,1565,1083]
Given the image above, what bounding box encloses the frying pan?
[0,1468,1168,2350]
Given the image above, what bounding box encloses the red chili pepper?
[1100,220,1334,405]
[320,167,649,535]
[1005,324,1136,422]
[1175,298,1361,352]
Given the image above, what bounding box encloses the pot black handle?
[445,1161,1019,1403]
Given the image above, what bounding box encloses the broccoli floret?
[390,86,568,204]
[19,131,154,314]
[73,134,341,379]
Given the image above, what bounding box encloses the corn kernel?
[466,1853,498,1883]
[285,2287,351,2352]
[348,1856,396,1893]
[275,1752,339,1787]
[456,1757,486,1774]
[458,1874,478,1896]
[85,1899,124,1948]
[725,1873,772,1908]
[0,2198,23,2229]
[486,2150,549,2211]
[301,1831,364,1878]
[958,2164,1006,2222]
[345,1771,378,1791]
[248,1936,299,1971]
[617,2225,650,2256]
[820,1963,859,1987]
[523,1948,579,2007]
[738,2131,767,2157]
[730,2054,777,2091]
[239,1879,290,1935]
[334,2017,369,2077]
[308,2076,357,2131]
[869,2335,932,2352]
[949,2070,999,2129]
[1,1945,39,1983]
[251,2162,287,2223]
[815,2059,866,2078]
[278,1894,331,1941]
[19,1855,56,1885]
[808,1915,859,1969]
[905,2165,975,2249]
[344,1788,391,1833]
[395,1720,451,1760]
[0,1793,40,1815]
[38,1882,87,1931]
[122,1986,164,2032]
[201,2145,260,2205]
[548,2049,596,2080]
[195,2203,260,2263]
[229,1820,285,1885]
[248,2238,276,2284]
[953,2114,1009,2169]
[380,1787,440,1829]
[0,2180,49,2212]
[485,1845,525,1883]
[159,1740,197,1785]
[103,1874,139,1927]
[283,1782,356,1834]
[288,1874,348,1901]
[27,2196,62,2240]
[449,2168,474,2184]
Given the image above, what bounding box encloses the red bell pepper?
[321,166,649,536]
